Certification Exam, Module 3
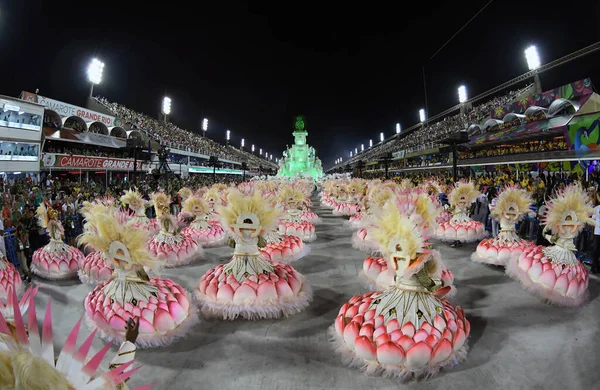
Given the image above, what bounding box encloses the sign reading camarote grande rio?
[41,153,142,171]
[20,91,122,127]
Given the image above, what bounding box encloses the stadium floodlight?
[350,151,353,157]
[252,144,255,153]
[361,144,364,152]
[260,148,262,155]
[162,97,171,115]
[276,158,278,163]
[380,132,384,142]
[525,45,540,70]
[241,138,245,148]
[202,118,208,136]
[226,130,230,145]
[87,58,104,98]
[265,151,268,158]
[396,123,401,134]
[270,154,272,160]
[458,85,467,103]
[355,147,358,154]
[369,139,373,148]
[419,108,426,123]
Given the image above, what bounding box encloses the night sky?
[2,0,599,168]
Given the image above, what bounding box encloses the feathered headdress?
[78,208,158,270]
[449,181,480,207]
[347,179,367,196]
[491,185,532,222]
[204,188,223,206]
[120,189,144,207]
[277,186,305,204]
[218,189,282,233]
[151,192,171,217]
[182,195,210,216]
[35,202,57,229]
[542,183,595,235]
[178,187,193,201]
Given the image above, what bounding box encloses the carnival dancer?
[472,185,534,266]
[422,180,451,225]
[81,207,198,348]
[180,194,228,248]
[0,286,150,389]
[120,189,158,234]
[259,191,310,264]
[333,179,365,216]
[434,181,487,246]
[330,191,469,380]
[195,190,312,320]
[77,201,114,285]
[31,202,84,280]
[147,192,201,267]
[506,183,593,306]
[278,186,317,242]
[351,184,396,253]
[0,249,22,299]
[361,189,455,293]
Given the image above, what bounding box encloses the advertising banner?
[40,153,141,171]
[21,92,122,127]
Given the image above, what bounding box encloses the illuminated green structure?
[277,116,323,180]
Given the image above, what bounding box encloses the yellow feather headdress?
[491,185,532,221]
[35,203,57,229]
[543,183,595,235]
[120,189,144,207]
[178,187,193,200]
[78,208,158,270]
[218,189,282,232]
[183,195,210,215]
[277,186,305,204]
[151,192,171,217]
[449,181,480,207]
[347,179,367,196]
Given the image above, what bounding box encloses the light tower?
[252,144,255,153]
[369,139,373,148]
[419,108,426,125]
[161,97,171,123]
[241,138,245,150]
[226,130,230,146]
[202,118,208,137]
[525,45,542,94]
[87,58,104,99]
[458,85,468,115]
[361,144,364,152]
[380,132,384,143]
[396,123,401,134]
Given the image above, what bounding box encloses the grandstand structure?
[327,42,600,178]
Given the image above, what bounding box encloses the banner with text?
[40,153,141,171]
[21,92,122,127]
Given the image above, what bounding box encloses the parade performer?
[0,287,149,389]
[147,192,201,267]
[278,186,317,242]
[472,185,534,266]
[78,202,114,285]
[351,185,396,253]
[333,180,365,216]
[120,189,158,234]
[0,250,22,299]
[180,195,228,248]
[330,192,469,380]
[31,202,84,280]
[422,180,451,225]
[361,191,455,293]
[195,190,312,320]
[434,181,486,246]
[81,207,198,348]
[506,183,593,306]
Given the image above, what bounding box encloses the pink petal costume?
[31,203,84,280]
[196,190,312,320]
[434,181,487,243]
[147,192,202,267]
[180,195,228,248]
[330,194,469,380]
[278,187,316,242]
[80,209,198,349]
[472,186,535,266]
[260,230,310,264]
[506,184,594,307]
[0,287,149,389]
[0,252,22,299]
[120,189,158,234]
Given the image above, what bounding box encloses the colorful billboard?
[40,153,141,171]
[565,112,600,151]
